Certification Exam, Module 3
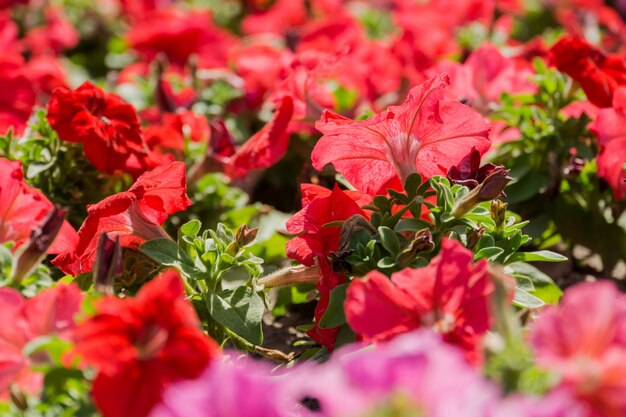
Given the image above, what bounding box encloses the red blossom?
[229,40,293,110]
[72,269,219,417]
[241,0,307,35]
[588,87,626,200]
[22,7,79,56]
[0,158,77,254]
[432,43,535,114]
[550,36,626,108]
[0,68,35,136]
[126,9,235,68]
[286,184,370,349]
[344,238,494,363]
[313,74,491,195]
[0,284,82,400]
[47,81,161,177]
[52,161,191,275]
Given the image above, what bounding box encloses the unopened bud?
[467,226,486,250]
[490,200,508,232]
[9,385,28,411]
[12,207,66,285]
[396,229,435,266]
[225,225,258,256]
[330,214,376,274]
[235,225,258,247]
[451,168,512,217]
[258,264,320,288]
[93,234,123,295]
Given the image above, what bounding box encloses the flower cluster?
[0,0,624,416]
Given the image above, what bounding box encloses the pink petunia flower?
[532,281,626,417]
[0,284,82,400]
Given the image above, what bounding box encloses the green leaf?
[506,250,567,264]
[505,262,562,304]
[140,239,205,278]
[377,256,396,269]
[179,220,201,240]
[395,218,431,233]
[378,226,400,255]
[206,286,264,345]
[513,275,535,292]
[513,287,545,309]
[474,247,504,262]
[318,284,348,329]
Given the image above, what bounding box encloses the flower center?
[421,310,456,334]
[384,133,421,185]
[135,324,169,360]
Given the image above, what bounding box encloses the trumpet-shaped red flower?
[313,74,491,195]
[589,87,626,200]
[550,36,626,108]
[0,158,77,253]
[72,270,220,417]
[286,184,370,349]
[0,284,82,400]
[345,238,493,363]
[52,161,191,275]
[47,81,156,177]
[532,281,626,417]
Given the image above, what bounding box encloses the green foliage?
[140,221,265,349]
[491,58,626,271]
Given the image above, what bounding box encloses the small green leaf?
[319,284,349,329]
[474,247,504,262]
[140,239,205,278]
[513,288,545,309]
[377,256,396,269]
[506,250,567,264]
[206,286,264,345]
[513,275,535,292]
[395,218,431,233]
[179,220,201,240]
[378,226,400,255]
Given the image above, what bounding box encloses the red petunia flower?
[0,158,77,253]
[0,69,35,136]
[344,238,494,363]
[588,87,626,200]
[52,161,191,275]
[313,74,491,195]
[0,284,82,400]
[72,269,220,417]
[22,6,79,56]
[126,9,235,68]
[286,184,370,349]
[241,0,307,36]
[47,81,158,177]
[550,35,626,108]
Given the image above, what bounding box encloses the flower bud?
[93,234,123,295]
[396,229,434,266]
[11,207,66,285]
[451,168,512,217]
[490,200,508,232]
[258,264,320,288]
